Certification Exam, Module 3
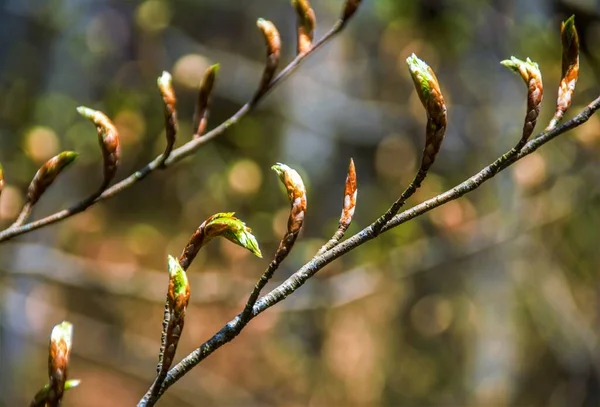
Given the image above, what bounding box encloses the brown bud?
[193,64,219,138]
[160,256,190,375]
[157,71,178,162]
[339,158,357,228]
[272,163,307,236]
[501,57,543,143]
[406,54,448,171]
[548,16,579,130]
[254,19,281,101]
[77,107,121,187]
[291,0,316,55]
[341,0,362,24]
[26,152,78,206]
[47,321,73,407]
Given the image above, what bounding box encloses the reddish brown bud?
[26,152,78,206]
[339,158,357,228]
[501,57,543,143]
[193,64,219,138]
[47,321,73,407]
[291,0,316,55]
[548,16,579,130]
[341,0,362,24]
[157,71,178,163]
[254,19,281,101]
[77,107,121,187]
[272,163,307,236]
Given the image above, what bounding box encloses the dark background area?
[1,0,600,406]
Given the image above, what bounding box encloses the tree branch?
[138,95,600,405]
[0,21,344,244]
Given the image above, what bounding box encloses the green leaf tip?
[167,255,189,297]
[501,56,539,71]
[57,151,79,165]
[406,53,435,102]
[209,63,220,74]
[562,15,576,35]
[76,106,93,117]
[206,212,262,258]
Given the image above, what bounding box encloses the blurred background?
[1,0,600,405]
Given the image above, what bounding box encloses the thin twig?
[138,95,600,405]
[0,22,344,244]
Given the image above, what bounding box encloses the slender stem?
[10,202,33,228]
[138,96,600,406]
[0,22,344,244]
[240,232,298,324]
[316,225,348,256]
[371,167,428,236]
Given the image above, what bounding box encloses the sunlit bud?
[291,0,316,54]
[193,64,219,138]
[406,54,448,170]
[501,56,543,142]
[77,106,121,186]
[179,212,262,270]
[26,152,78,206]
[272,163,307,235]
[157,71,178,161]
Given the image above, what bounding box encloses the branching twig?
[137,94,600,407]
[0,21,345,244]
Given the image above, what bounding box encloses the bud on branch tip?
[77,106,121,187]
[193,64,219,138]
[548,15,579,130]
[255,18,281,100]
[341,0,363,24]
[47,321,73,407]
[26,152,78,206]
[179,212,261,270]
[291,0,316,55]
[272,163,307,235]
[501,56,543,143]
[340,158,357,227]
[157,71,178,163]
[158,255,190,375]
[406,54,448,171]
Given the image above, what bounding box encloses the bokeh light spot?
[512,152,547,190]
[135,0,172,33]
[173,54,211,89]
[0,185,23,221]
[228,159,262,195]
[410,294,454,337]
[24,126,59,163]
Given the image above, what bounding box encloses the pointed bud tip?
[65,379,81,390]
[59,151,79,164]
[76,106,96,118]
[157,71,172,87]
[563,15,575,29]
[51,321,73,347]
